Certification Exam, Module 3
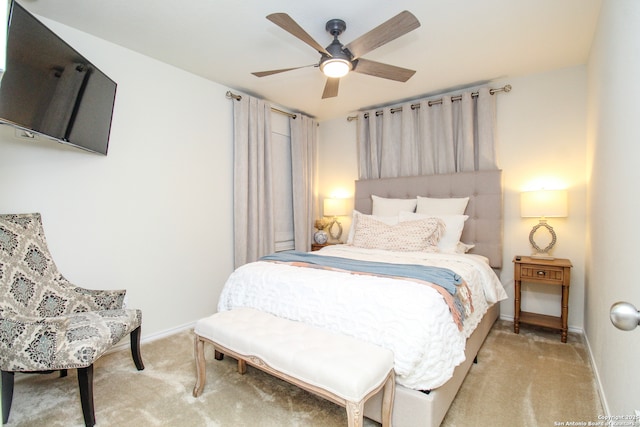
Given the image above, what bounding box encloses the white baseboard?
[582,331,609,416]
[107,321,197,354]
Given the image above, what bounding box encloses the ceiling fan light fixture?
[256,11,421,98]
[320,58,352,78]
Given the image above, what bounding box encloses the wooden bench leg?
[237,359,247,375]
[345,400,365,427]
[381,370,395,427]
[193,335,206,397]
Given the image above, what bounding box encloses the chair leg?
[2,370,15,424]
[77,365,95,427]
[130,326,145,370]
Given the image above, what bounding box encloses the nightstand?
[513,256,572,343]
[311,243,340,251]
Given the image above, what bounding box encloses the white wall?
[318,66,588,330]
[0,18,235,339]
[586,0,640,416]
[498,67,588,328]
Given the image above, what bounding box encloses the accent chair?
[0,213,144,427]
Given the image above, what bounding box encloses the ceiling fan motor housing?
[325,19,346,36]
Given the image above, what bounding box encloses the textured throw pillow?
[416,196,469,215]
[351,214,444,252]
[346,210,399,244]
[399,212,468,253]
[371,195,417,216]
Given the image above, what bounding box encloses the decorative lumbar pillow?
[346,210,399,244]
[371,195,417,216]
[399,212,468,253]
[416,196,469,215]
[351,214,444,252]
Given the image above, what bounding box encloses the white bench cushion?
[195,308,394,402]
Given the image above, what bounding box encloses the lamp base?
[529,220,557,258]
[327,217,343,241]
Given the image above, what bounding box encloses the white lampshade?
[320,59,351,78]
[520,190,568,218]
[323,198,348,217]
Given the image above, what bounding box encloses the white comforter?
[217,245,507,390]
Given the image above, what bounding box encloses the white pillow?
[399,211,468,253]
[346,210,399,244]
[371,195,417,216]
[352,214,444,252]
[416,196,469,215]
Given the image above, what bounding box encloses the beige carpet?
[3,320,602,427]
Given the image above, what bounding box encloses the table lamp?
[520,189,568,259]
[323,197,348,240]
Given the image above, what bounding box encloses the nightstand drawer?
[520,264,565,283]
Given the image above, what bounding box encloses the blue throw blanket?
[260,250,463,296]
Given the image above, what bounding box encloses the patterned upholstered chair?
[0,213,144,427]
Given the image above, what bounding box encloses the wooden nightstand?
[311,243,340,251]
[513,256,572,343]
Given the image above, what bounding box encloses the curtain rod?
[226,90,297,119]
[346,84,512,122]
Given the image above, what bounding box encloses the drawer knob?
[536,270,546,276]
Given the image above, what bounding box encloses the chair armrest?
[54,276,127,312]
[70,286,127,311]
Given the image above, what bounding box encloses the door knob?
[610,301,640,331]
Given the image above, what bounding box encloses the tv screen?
[0,1,116,155]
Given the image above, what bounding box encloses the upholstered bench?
[192,308,395,427]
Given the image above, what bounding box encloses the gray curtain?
[357,87,498,179]
[232,94,318,265]
[290,114,318,251]
[233,95,274,267]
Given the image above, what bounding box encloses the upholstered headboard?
[354,170,503,269]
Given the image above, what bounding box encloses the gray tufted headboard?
[354,170,503,269]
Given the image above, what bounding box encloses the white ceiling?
[19,0,602,121]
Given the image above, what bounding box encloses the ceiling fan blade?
[344,10,420,59]
[252,65,314,77]
[322,78,340,99]
[353,58,416,82]
[267,13,330,56]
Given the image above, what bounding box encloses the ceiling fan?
[252,11,421,99]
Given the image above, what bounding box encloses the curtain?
[232,95,273,268]
[290,114,318,251]
[357,87,497,179]
[232,93,318,266]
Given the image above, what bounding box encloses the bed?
[218,170,506,427]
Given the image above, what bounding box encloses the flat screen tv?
[0,1,116,155]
